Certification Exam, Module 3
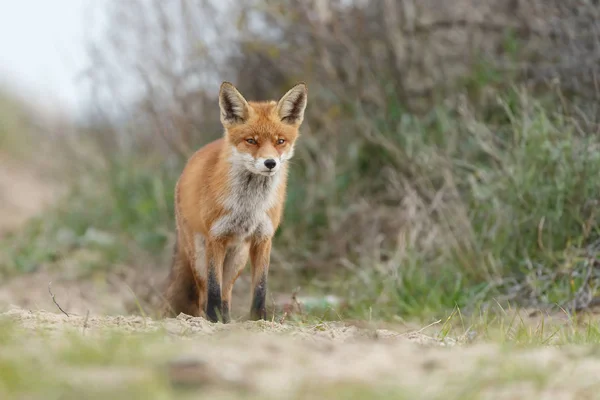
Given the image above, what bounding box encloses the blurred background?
[1,0,600,321]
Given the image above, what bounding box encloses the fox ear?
[219,82,249,127]
[276,82,308,125]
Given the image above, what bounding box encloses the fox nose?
[264,159,277,170]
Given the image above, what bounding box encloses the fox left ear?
[276,82,308,125]
[219,82,250,127]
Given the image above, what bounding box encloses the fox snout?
[264,159,277,170]
[253,156,281,175]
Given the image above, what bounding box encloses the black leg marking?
[250,273,267,321]
[222,301,230,324]
[206,268,222,323]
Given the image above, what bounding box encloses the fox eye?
[277,138,285,145]
[246,138,257,145]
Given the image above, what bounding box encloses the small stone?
[167,356,213,387]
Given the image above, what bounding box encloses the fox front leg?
[205,239,227,323]
[249,239,271,320]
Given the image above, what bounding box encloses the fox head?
[218,82,308,177]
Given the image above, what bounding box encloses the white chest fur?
[210,166,282,240]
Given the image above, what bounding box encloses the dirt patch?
[0,258,305,322]
[1,307,450,345]
[0,266,165,316]
[2,307,600,399]
[0,155,60,237]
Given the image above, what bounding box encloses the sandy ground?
[1,307,600,399]
[1,154,600,399]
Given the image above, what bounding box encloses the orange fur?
[162,82,308,322]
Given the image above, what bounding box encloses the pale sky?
[0,0,103,117]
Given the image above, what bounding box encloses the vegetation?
[2,1,600,323]
[5,2,600,399]
[3,89,599,322]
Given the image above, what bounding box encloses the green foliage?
[0,157,178,276]
[284,89,600,320]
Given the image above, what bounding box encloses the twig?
[291,286,304,316]
[82,310,90,334]
[537,216,545,250]
[410,319,443,335]
[48,282,70,317]
[278,311,289,324]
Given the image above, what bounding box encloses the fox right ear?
[276,82,308,126]
[219,82,249,127]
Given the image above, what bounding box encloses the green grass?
[441,304,600,346]
[320,90,600,321]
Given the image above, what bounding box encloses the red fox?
[162,82,308,322]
